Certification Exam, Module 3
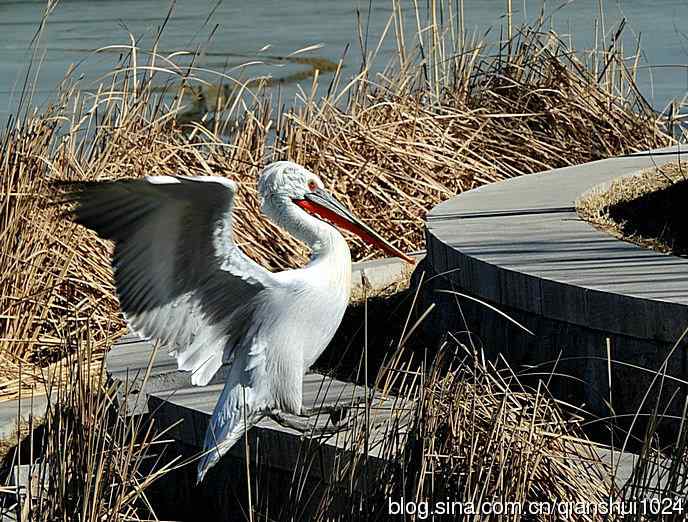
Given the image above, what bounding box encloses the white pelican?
[62,161,413,483]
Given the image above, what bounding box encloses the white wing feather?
[66,175,276,386]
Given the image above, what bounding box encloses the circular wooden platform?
[427,146,688,343]
[423,145,688,416]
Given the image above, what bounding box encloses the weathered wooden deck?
[106,323,414,518]
[423,145,688,418]
[106,330,666,517]
[107,330,396,463]
[426,145,688,340]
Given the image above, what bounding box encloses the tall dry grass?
[256,316,688,521]
[0,3,684,520]
[275,19,669,258]
[298,342,612,521]
[0,330,175,521]
[0,1,676,401]
[0,105,128,398]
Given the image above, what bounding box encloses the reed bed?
[577,161,688,255]
[0,108,127,399]
[273,340,612,521]
[274,23,670,260]
[0,2,676,399]
[272,329,688,521]
[403,351,609,512]
[0,331,175,521]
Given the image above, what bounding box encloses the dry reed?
[272,320,688,521]
[0,2,676,398]
[276,340,612,521]
[0,108,127,399]
[0,328,176,521]
[577,161,688,255]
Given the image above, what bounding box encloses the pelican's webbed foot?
[298,405,349,425]
[267,409,348,436]
[299,397,367,424]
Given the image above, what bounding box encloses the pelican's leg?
[298,405,347,425]
[301,396,366,417]
[267,409,348,436]
[300,396,368,424]
[268,409,309,431]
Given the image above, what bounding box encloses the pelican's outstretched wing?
[61,175,275,386]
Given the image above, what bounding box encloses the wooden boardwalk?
[108,331,375,454]
[427,146,688,341]
[423,145,688,418]
[106,332,664,511]
[104,329,416,521]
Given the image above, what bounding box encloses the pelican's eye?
[307,180,318,192]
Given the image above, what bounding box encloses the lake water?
[1,0,688,122]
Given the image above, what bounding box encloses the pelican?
[61,161,413,483]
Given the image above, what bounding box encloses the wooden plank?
[106,331,412,470]
[426,146,688,343]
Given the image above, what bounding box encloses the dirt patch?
[577,161,688,255]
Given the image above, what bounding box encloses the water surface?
[1,1,687,121]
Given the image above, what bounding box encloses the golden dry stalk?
[577,161,688,255]
[0,16,675,396]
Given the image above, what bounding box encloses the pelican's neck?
[264,196,352,269]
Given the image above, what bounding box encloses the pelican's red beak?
[294,188,415,264]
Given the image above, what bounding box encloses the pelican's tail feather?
[196,380,264,484]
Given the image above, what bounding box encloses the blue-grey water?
[1,0,688,123]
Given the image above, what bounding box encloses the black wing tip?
[50,177,138,205]
[49,179,107,226]
[51,178,128,193]
[51,177,160,239]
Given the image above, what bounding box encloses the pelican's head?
[258,161,413,263]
